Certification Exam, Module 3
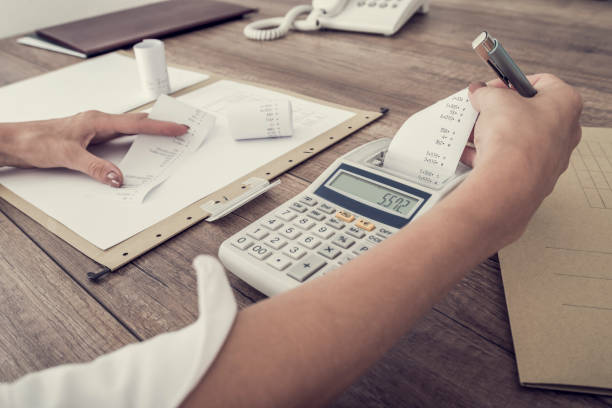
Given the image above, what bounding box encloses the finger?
[467,81,488,111]
[91,112,189,140]
[68,148,124,187]
[460,146,477,167]
[485,78,509,89]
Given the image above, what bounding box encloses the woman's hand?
[0,110,188,187]
[457,73,583,243]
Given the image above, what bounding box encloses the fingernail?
[106,171,121,187]
[468,81,487,94]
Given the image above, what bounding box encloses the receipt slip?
[227,100,293,140]
[109,95,215,203]
[383,88,478,190]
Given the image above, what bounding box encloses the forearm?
[0,122,29,167]
[182,167,522,408]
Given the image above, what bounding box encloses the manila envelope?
[500,127,612,395]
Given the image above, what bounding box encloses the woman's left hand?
[0,110,188,187]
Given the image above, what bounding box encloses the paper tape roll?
[227,100,293,140]
[133,39,171,99]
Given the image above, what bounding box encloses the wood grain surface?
[1,0,611,406]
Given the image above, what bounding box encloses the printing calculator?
[218,138,469,296]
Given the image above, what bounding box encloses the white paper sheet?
[0,80,355,249]
[227,99,293,140]
[103,95,215,203]
[383,88,478,189]
[0,53,208,123]
[133,39,171,99]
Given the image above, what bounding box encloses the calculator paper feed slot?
[382,88,478,190]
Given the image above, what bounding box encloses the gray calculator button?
[231,235,253,250]
[379,2,387,7]
[276,208,297,221]
[248,244,272,260]
[266,254,292,271]
[283,244,307,260]
[376,227,394,239]
[279,225,301,240]
[295,216,316,230]
[313,223,334,239]
[290,202,308,213]
[261,216,283,231]
[298,234,321,249]
[287,254,327,282]
[332,234,355,249]
[367,234,384,245]
[346,225,365,239]
[325,217,345,230]
[352,243,372,256]
[337,254,354,265]
[247,226,269,240]
[299,195,318,206]
[307,209,326,221]
[368,1,376,6]
[318,244,341,260]
[317,203,335,214]
[264,234,288,250]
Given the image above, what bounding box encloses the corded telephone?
[244,0,429,41]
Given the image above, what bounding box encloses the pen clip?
[485,59,511,88]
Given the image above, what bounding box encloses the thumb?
[467,81,488,112]
[70,149,124,187]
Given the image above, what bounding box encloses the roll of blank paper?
[227,100,293,140]
[133,39,171,99]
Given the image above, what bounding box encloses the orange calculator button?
[335,210,355,223]
[355,219,375,231]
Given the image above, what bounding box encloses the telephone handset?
[244,0,429,41]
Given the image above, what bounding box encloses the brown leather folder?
[35,0,256,57]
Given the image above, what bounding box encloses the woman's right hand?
[458,73,583,243]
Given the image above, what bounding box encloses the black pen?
[472,31,537,98]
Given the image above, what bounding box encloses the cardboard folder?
[499,127,612,395]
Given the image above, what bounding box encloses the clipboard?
[0,54,383,279]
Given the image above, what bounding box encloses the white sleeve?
[0,255,237,408]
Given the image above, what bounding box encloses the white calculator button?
[332,234,355,249]
[376,227,394,239]
[337,254,354,265]
[299,195,318,207]
[295,216,316,230]
[290,202,308,213]
[276,208,297,221]
[312,223,334,239]
[279,225,301,240]
[266,254,292,271]
[246,226,269,240]
[317,244,342,260]
[317,203,335,214]
[352,243,372,256]
[366,234,384,245]
[248,243,273,260]
[346,225,365,239]
[325,217,345,230]
[264,234,288,250]
[298,234,321,249]
[283,244,307,260]
[260,216,283,231]
[307,209,326,221]
[287,254,327,282]
[231,235,253,250]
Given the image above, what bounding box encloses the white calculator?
[218,138,469,296]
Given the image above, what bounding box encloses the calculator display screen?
[327,171,420,217]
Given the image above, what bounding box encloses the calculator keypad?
[227,194,397,286]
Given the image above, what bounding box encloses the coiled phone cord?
[244,5,324,41]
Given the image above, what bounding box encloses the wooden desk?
[1,0,611,405]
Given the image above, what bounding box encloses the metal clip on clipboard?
[202,177,282,222]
